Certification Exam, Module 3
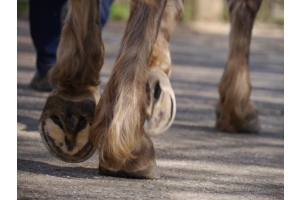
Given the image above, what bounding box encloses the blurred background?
[17,0,284,25]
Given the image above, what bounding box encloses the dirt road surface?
[17,19,284,199]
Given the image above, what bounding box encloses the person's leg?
[100,0,115,28]
[29,0,66,91]
[29,0,114,91]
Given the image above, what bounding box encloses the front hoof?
[97,135,160,179]
[39,89,99,163]
[144,68,176,136]
[98,161,160,179]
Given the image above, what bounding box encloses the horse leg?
[144,0,184,136]
[90,0,167,179]
[216,0,263,133]
[39,0,104,162]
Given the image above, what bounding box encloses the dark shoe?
[29,72,53,92]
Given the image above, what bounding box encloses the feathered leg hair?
[216,0,263,133]
[90,0,167,179]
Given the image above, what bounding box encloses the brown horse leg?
[216,0,263,133]
[145,0,184,136]
[39,0,103,162]
[90,0,167,179]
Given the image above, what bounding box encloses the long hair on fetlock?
[49,0,104,94]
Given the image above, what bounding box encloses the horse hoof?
[39,88,99,163]
[97,135,160,179]
[238,117,261,133]
[144,68,176,136]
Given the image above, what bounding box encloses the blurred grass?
[111,0,193,22]
[273,18,284,26]
[17,0,29,18]
[109,1,130,20]
[182,1,192,22]
[17,0,283,25]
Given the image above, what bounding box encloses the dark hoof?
[98,160,160,179]
[97,135,160,179]
[238,117,261,133]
